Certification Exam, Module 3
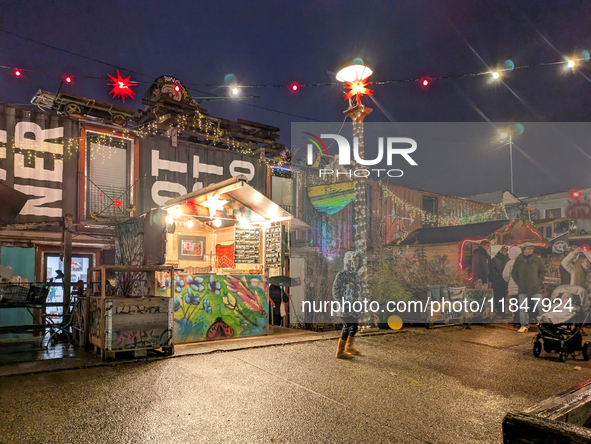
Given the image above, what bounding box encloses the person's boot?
[345,336,360,355]
[336,339,353,359]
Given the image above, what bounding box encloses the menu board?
[234,226,260,264]
[265,222,283,268]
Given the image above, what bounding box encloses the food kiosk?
[159,176,301,344]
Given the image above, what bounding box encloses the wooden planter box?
[89,296,173,360]
[503,379,591,443]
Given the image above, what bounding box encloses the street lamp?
[499,132,514,194]
[336,60,374,298]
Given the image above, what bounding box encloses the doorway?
[43,254,93,319]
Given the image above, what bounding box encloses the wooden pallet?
[92,344,173,361]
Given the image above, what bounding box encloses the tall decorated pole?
[336,63,374,298]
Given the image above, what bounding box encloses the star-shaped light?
[200,193,227,218]
[344,75,374,103]
[107,70,136,103]
[569,189,583,201]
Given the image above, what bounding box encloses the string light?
[1,55,588,95]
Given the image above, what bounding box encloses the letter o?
[387,169,404,177]
[353,169,370,178]
[230,160,255,181]
[397,301,407,313]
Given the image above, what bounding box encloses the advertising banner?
[139,136,267,212]
[0,104,78,222]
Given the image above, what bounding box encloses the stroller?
[533,285,591,362]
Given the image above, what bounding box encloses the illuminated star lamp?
[337,63,374,104]
[107,70,136,103]
[200,193,228,218]
[569,189,583,201]
[343,76,374,104]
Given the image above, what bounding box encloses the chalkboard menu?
[265,222,283,268]
[234,226,260,264]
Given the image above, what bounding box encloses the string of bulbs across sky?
[0,51,588,101]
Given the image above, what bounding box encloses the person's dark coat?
[490,252,510,288]
[472,246,491,284]
[269,285,288,307]
[511,253,545,295]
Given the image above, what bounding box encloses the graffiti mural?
[112,329,170,349]
[158,273,267,343]
[382,215,413,243]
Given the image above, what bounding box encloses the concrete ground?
[1,324,591,443]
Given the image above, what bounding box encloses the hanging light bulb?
[187,219,194,228]
[212,219,222,228]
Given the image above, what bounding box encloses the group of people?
[473,239,591,333]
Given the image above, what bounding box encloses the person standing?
[472,240,491,287]
[269,284,288,326]
[503,246,522,325]
[561,247,591,336]
[561,247,591,291]
[511,242,545,333]
[332,251,363,359]
[490,246,510,315]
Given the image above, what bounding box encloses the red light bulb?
[14,69,21,77]
[421,78,429,87]
[291,83,299,92]
[65,76,72,83]
[174,84,181,92]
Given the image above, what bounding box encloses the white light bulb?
[165,215,174,224]
[212,219,222,228]
[492,72,500,79]
[567,59,576,68]
[187,219,194,228]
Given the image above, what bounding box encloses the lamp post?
[499,132,514,194]
[336,62,374,298]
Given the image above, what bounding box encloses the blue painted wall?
[0,247,36,338]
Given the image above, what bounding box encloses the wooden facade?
[295,165,496,255]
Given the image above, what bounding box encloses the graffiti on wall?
[157,273,267,343]
[113,329,171,349]
[382,215,414,244]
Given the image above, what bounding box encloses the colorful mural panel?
[158,273,267,343]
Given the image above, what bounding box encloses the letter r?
[387,138,418,165]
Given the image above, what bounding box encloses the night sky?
[1,0,590,197]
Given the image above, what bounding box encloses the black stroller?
[533,285,591,362]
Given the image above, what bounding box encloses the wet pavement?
[1,324,591,443]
